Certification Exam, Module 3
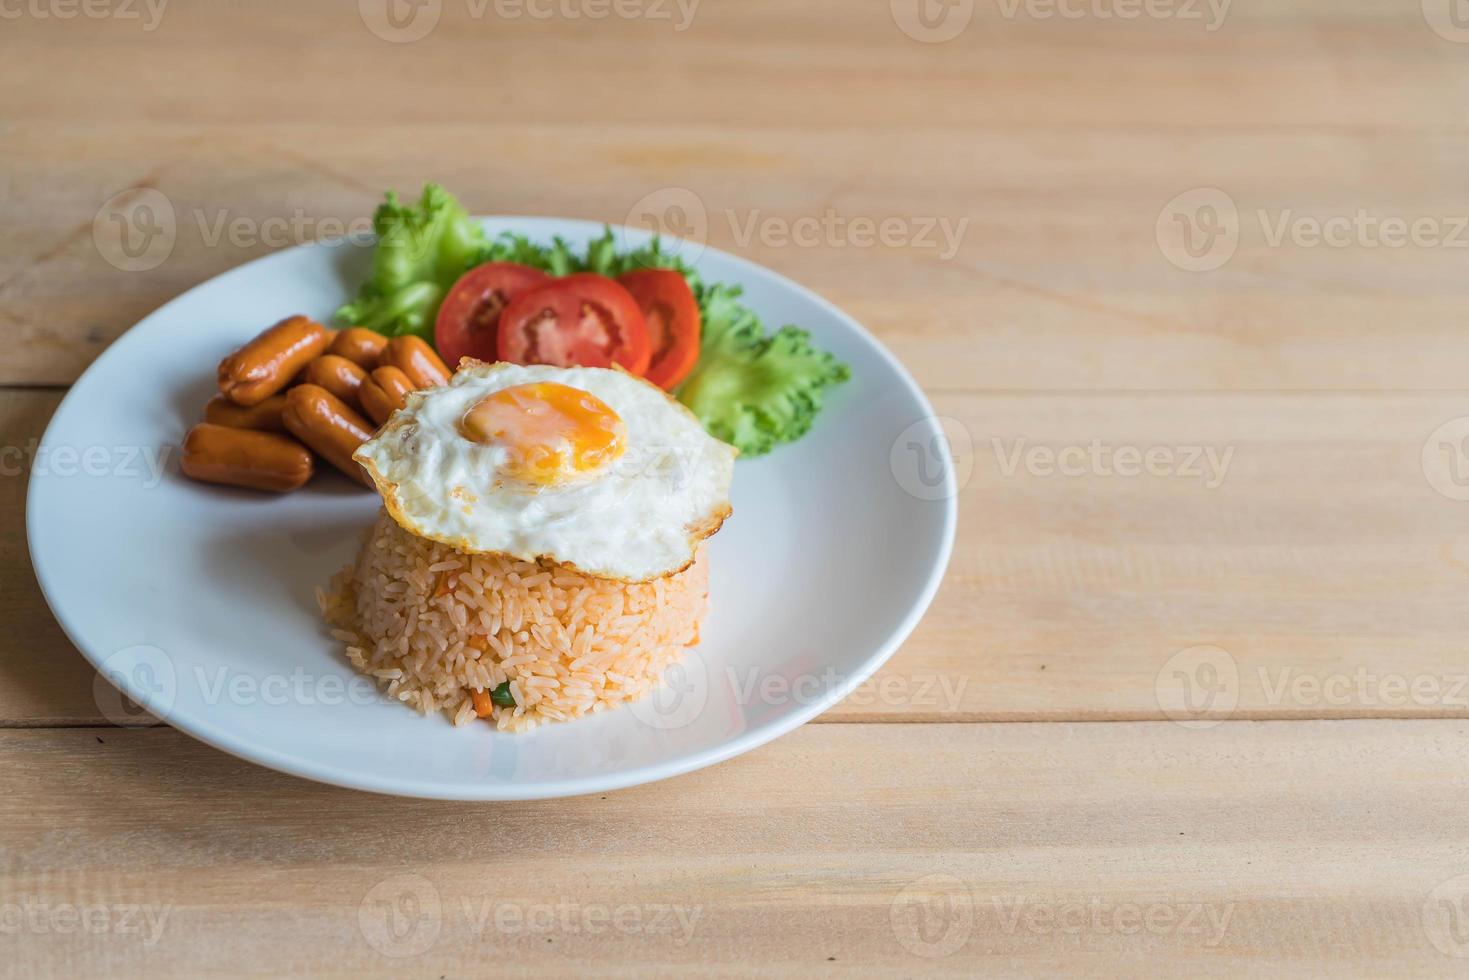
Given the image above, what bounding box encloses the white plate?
[27,218,957,800]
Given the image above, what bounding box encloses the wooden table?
[6,2,1469,975]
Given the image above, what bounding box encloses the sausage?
[203,393,289,433]
[358,366,416,426]
[303,355,369,411]
[383,336,451,388]
[328,327,389,370]
[218,315,331,406]
[282,384,375,486]
[181,423,314,493]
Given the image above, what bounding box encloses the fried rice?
[319,508,709,732]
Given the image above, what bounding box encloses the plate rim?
[26,217,958,800]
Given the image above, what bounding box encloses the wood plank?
[11,120,1469,389]
[9,119,1469,389]
[4,1,1469,386]
[0,1,1460,129]
[2,721,1467,977]
[9,387,1469,726]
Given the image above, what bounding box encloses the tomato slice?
[435,262,551,369]
[498,274,652,376]
[616,269,701,390]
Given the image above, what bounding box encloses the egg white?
[355,361,736,582]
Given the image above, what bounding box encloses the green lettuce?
[676,284,851,457]
[335,184,485,341]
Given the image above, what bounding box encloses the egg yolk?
[460,382,626,486]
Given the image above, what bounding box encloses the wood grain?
[4,3,1469,386]
[4,721,1469,978]
[0,1,1459,128]
[11,120,1469,390]
[9,387,1469,726]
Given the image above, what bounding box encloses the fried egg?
[354,360,736,582]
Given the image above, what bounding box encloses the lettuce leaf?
[676,284,851,456]
[335,184,485,341]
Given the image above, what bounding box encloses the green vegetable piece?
[676,284,850,457]
[490,682,516,708]
[335,183,486,341]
